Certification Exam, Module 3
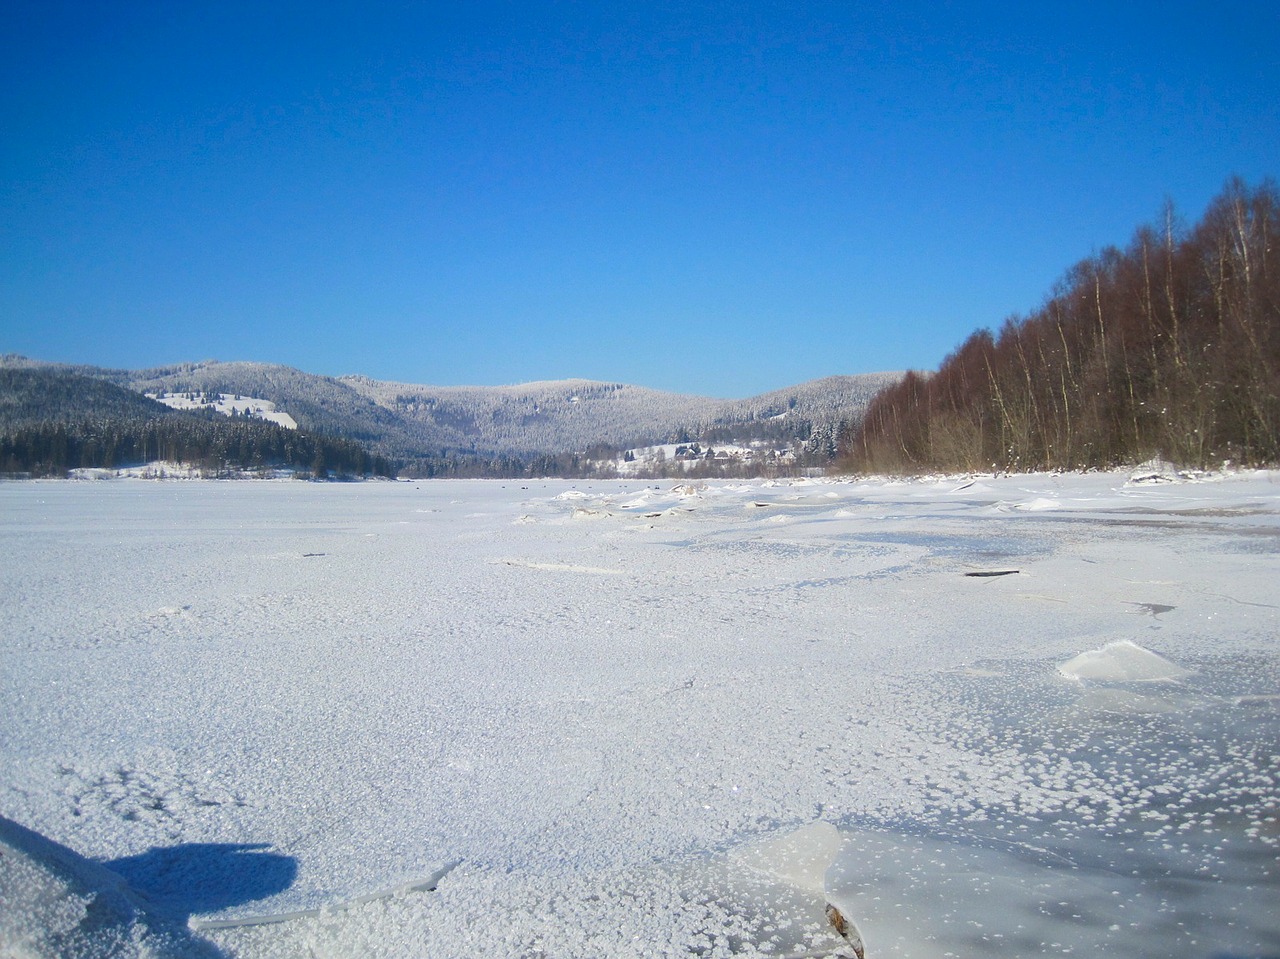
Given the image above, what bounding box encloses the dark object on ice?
[1129,602,1176,617]
[964,569,1019,577]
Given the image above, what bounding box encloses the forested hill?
[0,365,169,430]
[843,178,1280,473]
[0,355,896,475]
[339,372,898,459]
[0,367,394,478]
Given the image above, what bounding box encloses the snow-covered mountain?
[338,375,722,455]
[1,355,898,464]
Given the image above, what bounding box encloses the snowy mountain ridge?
[1,355,898,466]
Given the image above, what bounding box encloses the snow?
[150,393,298,430]
[2,469,1278,957]
[69,463,304,481]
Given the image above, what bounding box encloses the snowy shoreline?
[3,469,1278,957]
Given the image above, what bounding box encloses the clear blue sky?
[2,2,1276,398]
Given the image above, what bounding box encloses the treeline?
[1,416,397,478]
[399,436,845,480]
[402,445,633,479]
[843,178,1280,473]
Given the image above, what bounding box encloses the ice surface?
[2,470,1278,957]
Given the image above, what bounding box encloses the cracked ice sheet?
[1,470,1278,957]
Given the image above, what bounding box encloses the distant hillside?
[1,355,898,477]
[0,365,393,478]
[339,376,721,455]
[697,374,901,456]
[0,365,172,430]
[345,372,898,454]
[126,360,417,450]
[843,177,1280,473]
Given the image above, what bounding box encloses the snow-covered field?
[149,392,298,430]
[2,469,1277,958]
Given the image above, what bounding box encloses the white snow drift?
[1,469,1277,958]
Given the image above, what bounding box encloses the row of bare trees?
[842,178,1280,473]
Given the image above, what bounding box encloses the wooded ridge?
[0,368,395,478]
[842,178,1279,473]
[0,358,894,478]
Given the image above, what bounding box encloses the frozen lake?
[2,471,1278,957]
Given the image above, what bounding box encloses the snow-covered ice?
[2,470,1278,957]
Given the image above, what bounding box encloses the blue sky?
[3,2,1276,398]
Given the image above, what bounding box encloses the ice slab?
[677,822,863,958]
[728,820,843,895]
[1058,640,1191,682]
[825,821,1280,959]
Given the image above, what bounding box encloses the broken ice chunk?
[1057,640,1191,682]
